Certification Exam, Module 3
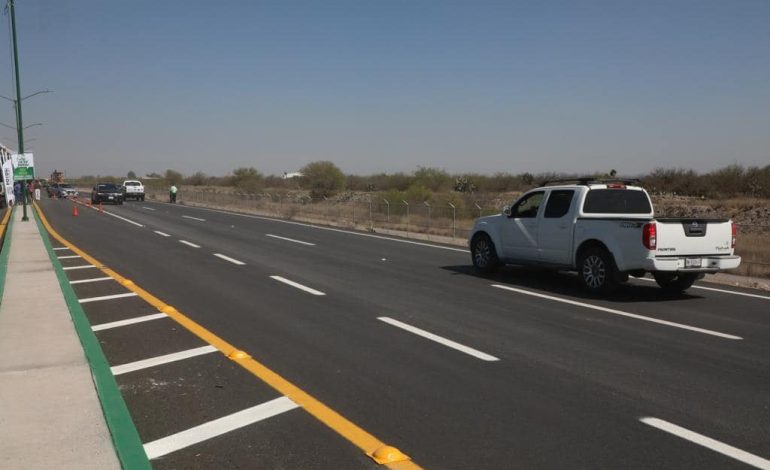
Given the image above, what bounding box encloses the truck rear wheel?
[578,247,618,294]
[653,272,698,293]
[471,233,500,274]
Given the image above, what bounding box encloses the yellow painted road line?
[34,202,422,469]
[0,206,11,239]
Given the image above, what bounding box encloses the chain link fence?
[144,188,770,278]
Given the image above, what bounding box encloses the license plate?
[108,196,114,199]
[685,258,702,268]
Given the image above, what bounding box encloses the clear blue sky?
[2,0,768,178]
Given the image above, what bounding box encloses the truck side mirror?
[503,205,512,217]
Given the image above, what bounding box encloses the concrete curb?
[0,206,15,301]
[32,203,151,470]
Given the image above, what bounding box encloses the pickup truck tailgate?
[655,218,733,256]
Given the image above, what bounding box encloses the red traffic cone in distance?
[72,204,79,217]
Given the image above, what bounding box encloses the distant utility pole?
[8,0,28,221]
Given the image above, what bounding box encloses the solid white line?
[57,255,81,259]
[269,276,325,296]
[111,345,218,376]
[213,253,245,265]
[179,240,201,248]
[154,230,171,237]
[103,210,145,227]
[79,292,138,304]
[640,417,770,469]
[143,396,299,459]
[637,277,770,301]
[182,215,206,222]
[92,313,167,332]
[142,206,156,211]
[164,204,468,252]
[53,247,69,251]
[63,265,97,271]
[69,277,112,285]
[491,284,743,340]
[377,316,499,361]
[266,234,316,246]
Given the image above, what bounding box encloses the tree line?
[73,162,770,199]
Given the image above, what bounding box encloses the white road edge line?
[378,316,499,361]
[266,234,316,246]
[491,284,742,340]
[63,265,97,271]
[142,206,156,211]
[213,253,245,265]
[154,230,171,237]
[92,313,168,332]
[269,276,325,296]
[57,255,81,259]
[79,292,138,304]
[179,240,201,248]
[143,396,299,460]
[111,345,218,376]
[636,277,770,301]
[182,215,206,222]
[103,210,144,227]
[53,247,69,251]
[640,417,770,469]
[162,204,468,252]
[69,277,112,285]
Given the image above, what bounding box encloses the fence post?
[424,201,431,238]
[475,202,482,219]
[448,202,456,239]
[368,199,373,230]
[402,200,409,237]
[383,198,390,222]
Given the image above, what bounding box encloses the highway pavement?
[37,197,770,469]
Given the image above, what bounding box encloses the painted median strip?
[378,317,499,361]
[32,203,151,470]
[491,284,743,340]
[35,203,421,469]
[214,253,245,265]
[70,276,112,285]
[640,417,770,469]
[143,396,299,460]
[111,345,218,376]
[180,240,201,248]
[92,313,168,332]
[79,292,138,304]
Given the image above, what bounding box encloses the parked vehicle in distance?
[47,183,60,197]
[122,179,145,201]
[91,183,124,205]
[56,183,79,198]
[468,178,741,294]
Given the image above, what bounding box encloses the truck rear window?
[583,189,651,214]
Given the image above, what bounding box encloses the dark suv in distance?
[91,183,124,205]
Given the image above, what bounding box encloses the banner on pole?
[2,159,14,206]
[11,153,34,181]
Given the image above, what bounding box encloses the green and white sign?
[11,153,34,181]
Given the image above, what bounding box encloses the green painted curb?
[31,205,152,470]
[0,206,16,302]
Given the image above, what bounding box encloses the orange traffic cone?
[72,204,79,217]
[99,202,104,213]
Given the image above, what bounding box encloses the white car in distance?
[122,180,145,201]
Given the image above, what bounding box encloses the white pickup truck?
[122,179,145,201]
[469,179,740,293]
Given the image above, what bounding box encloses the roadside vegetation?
[69,162,770,279]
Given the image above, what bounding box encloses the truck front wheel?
[578,247,618,294]
[471,233,500,274]
[653,272,698,293]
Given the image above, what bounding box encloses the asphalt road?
[38,197,770,469]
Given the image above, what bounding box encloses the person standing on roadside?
[169,184,178,203]
[13,182,20,201]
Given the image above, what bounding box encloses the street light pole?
[9,0,28,220]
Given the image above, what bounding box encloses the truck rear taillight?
[732,222,737,249]
[643,222,657,250]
